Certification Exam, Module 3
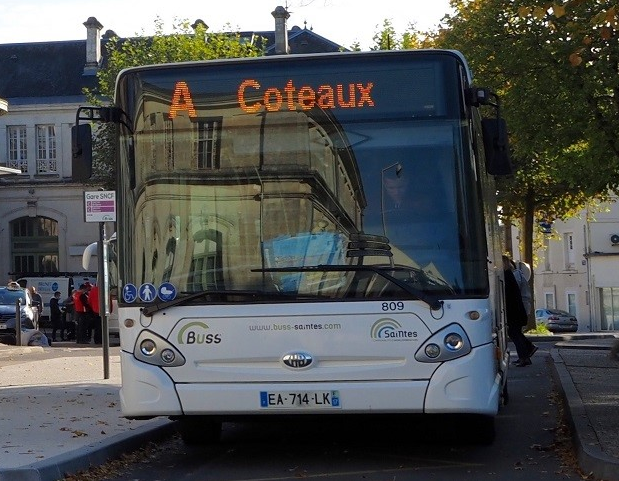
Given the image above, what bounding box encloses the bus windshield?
[116,51,488,303]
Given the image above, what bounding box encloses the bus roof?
[115,49,474,92]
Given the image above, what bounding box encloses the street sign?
[84,191,116,222]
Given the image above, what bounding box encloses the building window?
[189,229,224,290]
[197,118,222,169]
[7,125,28,172]
[36,125,57,174]
[563,232,575,269]
[600,287,619,331]
[10,216,59,274]
[566,292,577,316]
[545,292,555,309]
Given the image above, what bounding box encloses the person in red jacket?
[73,284,92,344]
[88,283,102,344]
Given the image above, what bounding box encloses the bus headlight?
[160,349,176,364]
[140,339,157,356]
[444,333,464,351]
[425,344,441,358]
[415,323,472,363]
[134,330,185,367]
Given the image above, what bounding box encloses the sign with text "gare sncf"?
[84,191,116,223]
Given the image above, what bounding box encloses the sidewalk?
[0,344,174,481]
[549,335,619,481]
[0,335,618,481]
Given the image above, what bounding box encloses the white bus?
[74,50,512,444]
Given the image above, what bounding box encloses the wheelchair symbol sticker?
[123,284,137,303]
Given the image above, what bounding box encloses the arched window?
[10,216,59,274]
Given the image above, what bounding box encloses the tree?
[365,19,435,51]
[431,0,619,325]
[515,1,619,182]
[84,18,265,188]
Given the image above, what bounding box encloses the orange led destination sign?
[168,79,375,119]
[168,81,197,119]
[237,79,375,113]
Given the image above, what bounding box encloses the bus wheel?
[469,415,495,445]
[177,416,222,445]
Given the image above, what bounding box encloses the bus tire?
[469,414,495,445]
[177,416,222,445]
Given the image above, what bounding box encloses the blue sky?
[0,0,452,49]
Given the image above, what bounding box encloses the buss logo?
[370,318,417,341]
[177,321,222,345]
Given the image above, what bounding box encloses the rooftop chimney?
[83,17,103,75]
[272,6,290,55]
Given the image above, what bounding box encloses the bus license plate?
[0,324,7,330]
[260,390,341,408]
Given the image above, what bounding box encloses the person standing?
[49,291,63,341]
[62,290,76,341]
[502,255,536,367]
[88,283,102,345]
[29,286,43,331]
[512,259,532,318]
[73,284,92,344]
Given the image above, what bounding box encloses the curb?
[550,348,619,481]
[526,333,618,342]
[0,419,176,481]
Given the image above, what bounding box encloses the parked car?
[535,308,578,333]
[0,284,36,344]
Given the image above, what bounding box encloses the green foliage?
[83,18,265,188]
[431,0,619,268]
[525,323,552,335]
[367,19,436,51]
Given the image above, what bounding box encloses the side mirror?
[482,118,512,176]
[71,124,93,181]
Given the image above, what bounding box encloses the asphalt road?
[65,342,584,481]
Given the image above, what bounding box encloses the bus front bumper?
[119,344,500,418]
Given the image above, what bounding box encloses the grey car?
[535,308,578,333]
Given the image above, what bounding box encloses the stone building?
[533,195,619,333]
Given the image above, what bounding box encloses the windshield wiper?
[254,265,444,310]
[141,289,303,317]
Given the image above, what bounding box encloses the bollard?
[15,298,22,346]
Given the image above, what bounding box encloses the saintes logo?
[370,318,417,341]
[177,321,222,345]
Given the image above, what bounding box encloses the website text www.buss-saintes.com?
[249,323,342,332]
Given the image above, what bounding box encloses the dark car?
[0,284,36,344]
[535,308,578,333]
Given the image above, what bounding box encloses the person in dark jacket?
[62,291,76,341]
[49,291,63,341]
[503,255,536,367]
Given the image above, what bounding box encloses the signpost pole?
[84,190,116,380]
[98,221,110,379]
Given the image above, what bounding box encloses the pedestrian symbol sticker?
[158,282,176,302]
[139,283,156,302]
[123,284,137,303]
